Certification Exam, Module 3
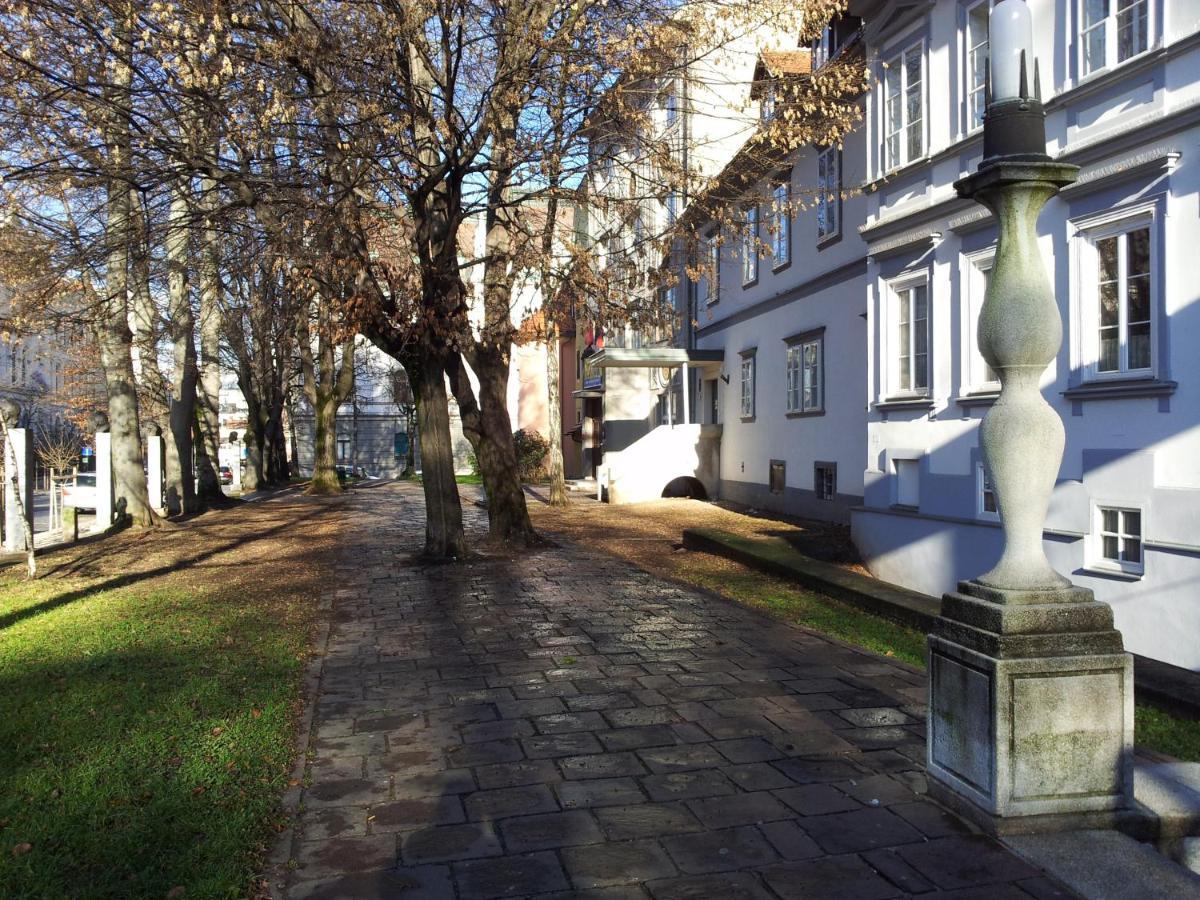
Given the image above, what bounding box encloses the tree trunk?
[309,389,341,494]
[265,391,288,483]
[545,322,568,506]
[242,416,263,492]
[403,402,417,478]
[195,174,223,501]
[286,393,300,478]
[98,33,153,528]
[411,356,467,560]
[164,185,198,515]
[447,349,539,546]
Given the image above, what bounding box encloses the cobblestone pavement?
[280,483,1076,899]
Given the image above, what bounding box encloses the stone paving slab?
[278,483,1082,899]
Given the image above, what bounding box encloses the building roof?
[760,49,812,78]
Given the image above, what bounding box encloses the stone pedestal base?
[927,581,1134,834]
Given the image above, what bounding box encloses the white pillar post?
[230,444,243,492]
[666,370,673,429]
[94,432,114,531]
[146,431,165,512]
[682,362,691,425]
[3,427,34,553]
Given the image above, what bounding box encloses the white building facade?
[690,26,870,524]
[847,0,1200,669]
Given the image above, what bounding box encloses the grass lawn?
[0,497,341,899]
[529,497,1200,762]
[400,473,484,485]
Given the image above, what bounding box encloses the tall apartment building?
[575,14,795,498]
[0,288,77,417]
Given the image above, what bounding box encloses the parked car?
[62,473,97,511]
[219,465,233,485]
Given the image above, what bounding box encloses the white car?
[62,473,97,511]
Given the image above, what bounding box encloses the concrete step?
[1006,829,1200,899]
[1135,761,1200,870]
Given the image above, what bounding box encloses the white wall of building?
[692,43,871,523]
[850,0,1200,669]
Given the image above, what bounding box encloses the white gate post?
[94,431,114,531]
[146,427,166,512]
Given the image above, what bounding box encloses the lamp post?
[926,0,1134,834]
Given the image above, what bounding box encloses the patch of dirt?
[528,494,868,579]
[3,494,347,600]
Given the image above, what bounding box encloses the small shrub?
[512,429,550,482]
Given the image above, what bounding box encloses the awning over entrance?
[586,347,724,428]
[588,347,724,372]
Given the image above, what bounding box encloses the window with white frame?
[1080,0,1150,78]
[812,25,833,69]
[705,230,720,304]
[965,1,990,132]
[964,250,999,392]
[742,205,759,284]
[1079,217,1153,377]
[890,278,930,395]
[785,333,824,414]
[771,179,791,266]
[977,461,999,521]
[1094,505,1144,575]
[761,84,777,122]
[740,352,756,418]
[817,146,841,241]
[883,43,924,171]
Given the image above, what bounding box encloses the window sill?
[955,389,999,409]
[786,409,826,419]
[817,232,842,250]
[742,277,759,290]
[706,298,720,307]
[875,396,934,412]
[1062,378,1177,401]
[772,259,792,274]
[1080,564,1143,582]
[740,416,756,424]
[866,153,934,192]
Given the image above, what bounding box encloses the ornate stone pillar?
[926,0,1133,834]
